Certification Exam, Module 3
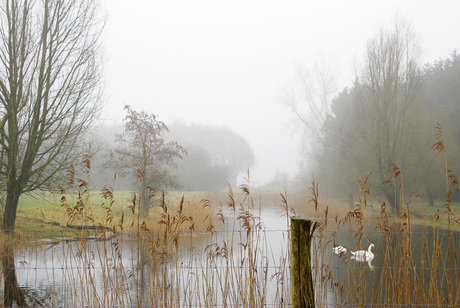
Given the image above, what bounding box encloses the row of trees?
[167,122,256,190]
[289,17,460,213]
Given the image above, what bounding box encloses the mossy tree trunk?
[3,186,21,232]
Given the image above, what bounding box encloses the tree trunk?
[3,192,20,232]
[425,187,434,206]
[2,242,25,307]
[140,186,150,218]
[383,187,401,217]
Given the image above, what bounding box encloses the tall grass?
[13,160,285,307]
[320,124,460,307]
[1,125,460,307]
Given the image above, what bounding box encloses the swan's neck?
[368,245,373,253]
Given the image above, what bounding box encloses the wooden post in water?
[291,218,317,308]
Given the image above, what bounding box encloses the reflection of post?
[1,242,25,307]
[291,218,317,308]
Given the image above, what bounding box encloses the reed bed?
[307,124,460,307]
[1,127,460,307]
[4,167,290,307]
[1,175,459,307]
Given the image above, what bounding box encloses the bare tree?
[0,0,104,231]
[282,55,337,174]
[114,105,186,218]
[284,56,337,135]
[354,15,423,214]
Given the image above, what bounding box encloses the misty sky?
[101,0,460,184]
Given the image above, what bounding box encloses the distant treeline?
[313,50,460,207]
[85,121,255,192]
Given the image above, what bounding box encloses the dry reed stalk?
[19,133,456,307]
[318,124,460,307]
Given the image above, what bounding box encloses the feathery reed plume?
[66,164,76,189]
[431,123,460,305]
[309,175,319,216]
[25,140,455,307]
[382,163,405,220]
[343,171,372,232]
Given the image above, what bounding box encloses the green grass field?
[2,189,221,242]
[8,187,459,236]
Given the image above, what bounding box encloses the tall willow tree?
[0,0,104,231]
[354,16,423,215]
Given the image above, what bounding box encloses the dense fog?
[70,1,460,216]
[102,1,460,188]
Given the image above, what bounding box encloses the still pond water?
[6,208,460,307]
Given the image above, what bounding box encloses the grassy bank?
[3,189,221,242]
[7,185,460,236]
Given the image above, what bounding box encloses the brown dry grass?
[1,125,459,307]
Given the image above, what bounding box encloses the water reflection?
[327,225,460,306]
[350,254,375,270]
[2,210,459,307]
[7,212,290,307]
[1,241,25,307]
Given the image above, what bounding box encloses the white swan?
[351,253,375,270]
[332,245,347,256]
[350,244,375,261]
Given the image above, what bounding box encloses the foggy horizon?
[101,0,460,185]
